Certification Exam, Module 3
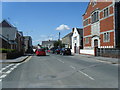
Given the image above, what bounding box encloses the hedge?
[0,48,16,53]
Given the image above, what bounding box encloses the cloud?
[56,24,70,31]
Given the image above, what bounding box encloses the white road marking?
[59,60,64,63]
[0,64,14,72]
[57,59,64,63]
[70,65,76,70]
[0,56,31,80]
[78,70,95,80]
[0,75,7,79]
[6,70,12,74]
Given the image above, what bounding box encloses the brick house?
[0,20,18,49]
[0,20,25,54]
[83,0,120,49]
[16,31,25,54]
[24,36,33,53]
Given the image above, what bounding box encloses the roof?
[76,28,83,34]
[24,36,32,40]
[42,40,57,45]
[73,28,83,34]
[82,2,90,16]
[62,32,73,39]
[72,28,83,37]
[0,20,16,28]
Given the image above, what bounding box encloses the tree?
[54,40,65,48]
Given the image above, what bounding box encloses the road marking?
[78,70,95,80]
[24,56,32,63]
[56,59,65,63]
[0,64,14,72]
[70,65,76,70]
[0,75,7,79]
[0,57,30,80]
[59,60,64,63]
[6,70,11,74]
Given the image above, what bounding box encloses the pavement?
[0,55,30,63]
[74,54,119,64]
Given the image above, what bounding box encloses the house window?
[91,11,99,23]
[103,8,109,17]
[103,32,110,42]
[74,37,77,40]
[84,19,88,26]
[92,0,97,6]
[85,37,89,44]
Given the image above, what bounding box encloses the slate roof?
[0,20,15,28]
[62,32,73,39]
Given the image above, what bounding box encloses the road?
[1,53,119,88]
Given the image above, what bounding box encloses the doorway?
[94,39,98,47]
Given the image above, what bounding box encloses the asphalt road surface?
[1,53,119,88]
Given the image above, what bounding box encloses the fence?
[96,48,120,58]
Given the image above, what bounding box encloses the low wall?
[0,52,23,60]
[96,48,120,58]
[0,53,7,60]
[80,49,94,55]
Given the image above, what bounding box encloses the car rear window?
[38,49,45,51]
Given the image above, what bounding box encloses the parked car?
[50,48,56,54]
[47,49,51,53]
[35,49,46,56]
[60,48,71,55]
[55,48,61,54]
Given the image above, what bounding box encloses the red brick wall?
[83,2,113,20]
[100,16,114,32]
[83,1,114,48]
[84,26,91,36]
[109,6,114,14]
[100,32,114,46]
[83,37,91,47]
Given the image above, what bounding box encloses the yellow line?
[23,56,32,62]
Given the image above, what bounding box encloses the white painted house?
[71,28,83,54]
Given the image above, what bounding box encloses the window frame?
[103,32,110,42]
[85,37,89,44]
[103,7,109,18]
[91,10,99,24]
[84,19,89,26]
[92,0,97,7]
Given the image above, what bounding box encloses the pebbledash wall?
[80,0,120,55]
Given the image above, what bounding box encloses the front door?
[94,39,98,47]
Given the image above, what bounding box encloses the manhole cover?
[50,75,56,78]
[38,75,57,80]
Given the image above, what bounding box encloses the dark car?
[55,48,61,54]
[60,48,71,55]
[50,48,56,54]
[35,49,46,56]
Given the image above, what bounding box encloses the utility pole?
[58,32,60,41]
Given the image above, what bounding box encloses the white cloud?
[56,24,70,31]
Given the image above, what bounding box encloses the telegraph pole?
[58,32,60,41]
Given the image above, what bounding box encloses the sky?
[1,2,88,45]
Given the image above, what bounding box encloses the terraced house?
[83,0,120,49]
